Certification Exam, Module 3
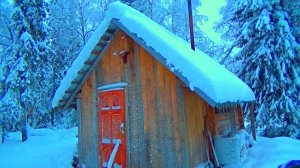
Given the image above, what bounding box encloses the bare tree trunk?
[21,104,28,142]
[0,125,3,144]
[51,109,54,126]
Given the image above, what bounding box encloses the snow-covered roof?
[52,2,255,109]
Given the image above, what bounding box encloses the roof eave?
[55,18,255,110]
[213,100,256,108]
[113,20,255,108]
[54,23,120,110]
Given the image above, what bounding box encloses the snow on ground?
[1,127,299,168]
[0,127,77,168]
[241,136,300,168]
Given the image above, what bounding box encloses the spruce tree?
[0,0,53,141]
[283,0,300,42]
[225,0,300,137]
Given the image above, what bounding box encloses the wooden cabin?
[52,2,256,168]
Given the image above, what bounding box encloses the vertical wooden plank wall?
[236,105,245,129]
[93,31,209,167]
[182,88,210,167]
[139,45,186,167]
[76,94,83,166]
[96,32,126,85]
[206,106,217,137]
[80,70,99,167]
[96,31,146,167]
[126,36,145,167]
[140,45,160,167]
[138,44,210,167]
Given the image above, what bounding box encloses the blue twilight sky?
[197,0,226,44]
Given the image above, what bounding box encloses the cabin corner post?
[76,93,83,167]
[229,107,237,136]
[91,71,99,167]
[237,105,245,129]
[249,103,256,140]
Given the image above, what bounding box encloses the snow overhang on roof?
[52,2,255,110]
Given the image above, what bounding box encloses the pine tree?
[225,0,300,138]
[0,1,13,48]
[0,0,53,141]
[283,0,300,42]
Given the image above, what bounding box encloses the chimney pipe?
[187,0,195,50]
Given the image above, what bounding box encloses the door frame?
[97,82,128,167]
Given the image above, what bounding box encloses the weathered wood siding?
[78,70,99,167]
[216,112,231,136]
[84,30,210,167]
[215,105,245,136]
[236,105,245,130]
[95,31,126,85]
[182,87,213,167]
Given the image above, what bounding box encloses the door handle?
[120,123,125,135]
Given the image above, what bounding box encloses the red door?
[98,89,126,168]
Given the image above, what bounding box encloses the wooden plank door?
[98,89,126,168]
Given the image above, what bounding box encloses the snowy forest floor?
[240,136,300,168]
[0,127,77,168]
[0,127,299,168]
